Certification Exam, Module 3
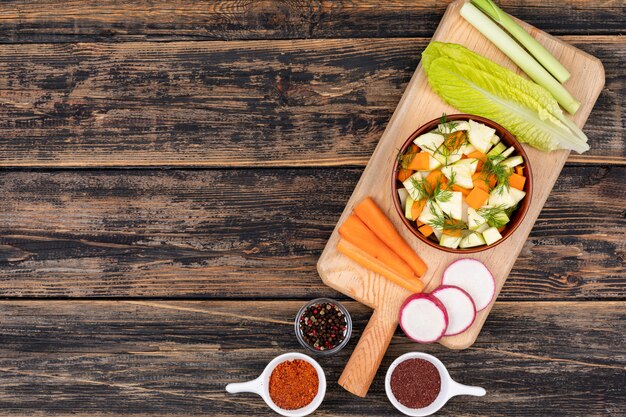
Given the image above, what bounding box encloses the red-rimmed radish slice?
[431,285,476,336]
[442,259,495,311]
[399,294,448,343]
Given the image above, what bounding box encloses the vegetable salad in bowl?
[393,114,532,252]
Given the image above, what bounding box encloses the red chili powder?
[269,359,319,410]
[390,358,441,409]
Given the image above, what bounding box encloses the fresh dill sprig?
[481,155,512,193]
[409,175,430,200]
[427,207,469,235]
[477,205,510,228]
[397,146,418,170]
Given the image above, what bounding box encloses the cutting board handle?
[338,307,398,397]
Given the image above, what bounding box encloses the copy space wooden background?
[0,1,624,416]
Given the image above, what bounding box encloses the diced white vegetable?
[495,146,515,162]
[440,233,462,249]
[468,207,487,230]
[427,153,443,170]
[468,119,495,154]
[487,142,506,157]
[433,228,443,241]
[418,200,443,227]
[442,259,496,311]
[459,142,476,155]
[461,201,470,223]
[438,120,470,133]
[437,191,463,220]
[397,188,409,210]
[501,155,524,168]
[403,173,427,201]
[404,196,415,220]
[490,134,501,145]
[453,158,479,174]
[488,186,516,208]
[414,132,444,155]
[442,163,473,189]
[509,187,526,205]
[459,232,486,248]
[482,226,503,245]
[475,223,489,233]
[433,148,463,165]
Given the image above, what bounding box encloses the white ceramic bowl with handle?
[225,352,326,417]
[385,352,486,416]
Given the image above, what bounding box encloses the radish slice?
[431,285,477,336]
[399,294,448,343]
[442,259,495,311]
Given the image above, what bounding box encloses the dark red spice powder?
[390,358,441,409]
[269,359,319,410]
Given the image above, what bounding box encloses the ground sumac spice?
[269,359,319,410]
[390,358,441,409]
[298,301,347,351]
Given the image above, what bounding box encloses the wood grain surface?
[0,166,623,299]
[0,0,622,42]
[0,37,621,167]
[0,0,623,415]
[0,300,624,416]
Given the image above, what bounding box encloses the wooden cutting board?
[317,0,604,398]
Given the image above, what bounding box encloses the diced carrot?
[416,220,424,227]
[465,187,490,209]
[408,144,419,153]
[446,131,466,150]
[425,169,446,190]
[411,199,426,221]
[407,152,430,171]
[418,224,434,237]
[443,219,464,237]
[497,225,506,233]
[337,239,424,294]
[472,172,488,191]
[397,168,414,182]
[339,214,415,279]
[452,184,471,197]
[476,160,484,172]
[509,173,526,190]
[466,150,486,160]
[515,166,524,176]
[353,197,428,277]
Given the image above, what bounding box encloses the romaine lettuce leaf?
[422,42,589,153]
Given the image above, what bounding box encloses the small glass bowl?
[294,298,352,356]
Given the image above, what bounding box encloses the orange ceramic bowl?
[391,114,533,254]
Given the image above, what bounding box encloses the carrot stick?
[353,197,428,277]
[337,239,424,293]
[338,214,416,280]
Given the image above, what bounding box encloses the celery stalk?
[471,0,571,83]
[460,3,580,114]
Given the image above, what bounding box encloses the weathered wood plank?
[0,36,622,168]
[0,300,624,415]
[0,0,622,43]
[0,166,623,299]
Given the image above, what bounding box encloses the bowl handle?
[226,376,263,395]
[447,379,487,398]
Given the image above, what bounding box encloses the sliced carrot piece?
[515,166,524,176]
[452,184,471,197]
[418,224,434,237]
[425,169,446,190]
[497,225,506,233]
[339,214,416,279]
[509,173,526,190]
[353,197,428,277]
[443,219,464,237]
[466,150,486,160]
[407,152,430,171]
[337,239,424,293]
[397,168,414,182]
[408,144,419,153]
[411,199,427,221]
[465,187,490,209]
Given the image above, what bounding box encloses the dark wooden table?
[0,1,624,416]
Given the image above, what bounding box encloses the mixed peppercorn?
[298,301,348,352]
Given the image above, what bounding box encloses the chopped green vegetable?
[459,3,579,114]
[470,0,571,83]
[421,42,589,153]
